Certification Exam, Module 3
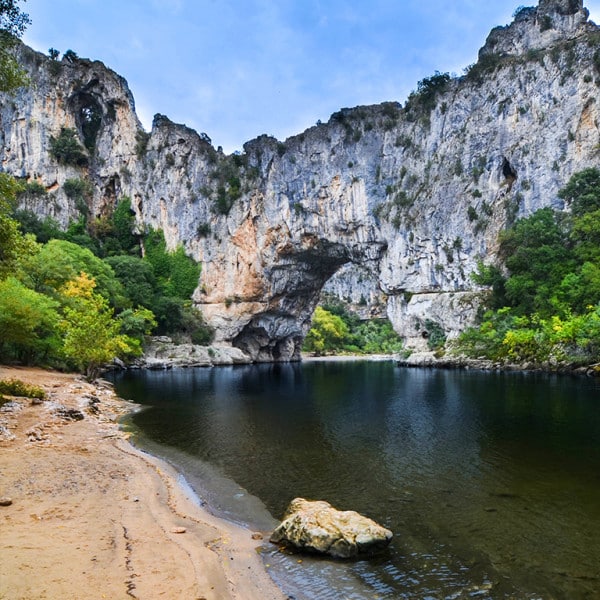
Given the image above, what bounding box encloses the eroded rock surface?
[270,497,393,558]
[3,1,600,357]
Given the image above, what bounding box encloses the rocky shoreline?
[112,337,600,378]
[398,351,600,377]
[120,336,253,370]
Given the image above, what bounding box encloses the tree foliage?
[0,276,59,364]
[49,128,88,166]
[144,229,200,299]
[0,0,29,36]
[303,306,349,355]
[58,273,139,380]
[26,239,124,305]
[0,0,30,92]
[303,303,405,356]
[458,169,600,366]
[0,7,210,375]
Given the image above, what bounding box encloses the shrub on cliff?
[49,128,88,167]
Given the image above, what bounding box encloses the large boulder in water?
[270,497,393,558]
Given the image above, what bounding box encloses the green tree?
[0,276,59,363]
[457,169,600,365]
[499,207,573,315]
[558,167,600,216]
[570,208,600,263]
[0,173,39,280]
[151,296,184,334]
[413,71,451,111]
[0,0,30,92]
[58,273,139,380]
[12,209,63,244]
[26,239,125,306]
[144,229,200,298]
[117,307,156,342]
[104,254,157,308]
[110,196,138,253]
[303,306,350,355]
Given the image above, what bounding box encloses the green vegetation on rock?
[49,128,88,167]
[456,169,600,367]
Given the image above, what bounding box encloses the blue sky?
[22,0,600,153]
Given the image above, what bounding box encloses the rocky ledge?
[398,352,600,376]
[117,337,252,370]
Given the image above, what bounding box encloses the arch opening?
[230,241,386,362]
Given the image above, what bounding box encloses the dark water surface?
[110,362,600,599]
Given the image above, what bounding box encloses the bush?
[540,15,553,32]
[144,229,200,299]
[181,304,214,345]
[424,319,446,351]
[49,128,88,167]
[0,378,46,399]
[414,71,451,111]
[465,53,505,83]
[197,222,211,237]
[17,180,46,198]
[135,130,150,157]
[63,178,93,216]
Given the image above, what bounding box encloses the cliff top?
[479,0,593,58]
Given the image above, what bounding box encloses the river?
[110,361,600,599]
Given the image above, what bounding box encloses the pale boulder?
[270,498,393,558]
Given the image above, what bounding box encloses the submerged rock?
[270,497,393,558]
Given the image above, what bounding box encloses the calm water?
[110,362,600,599]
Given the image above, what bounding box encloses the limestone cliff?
[2,0,600,360]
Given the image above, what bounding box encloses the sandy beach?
[0,366,286,600]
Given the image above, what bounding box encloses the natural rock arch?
[229,243,387,362]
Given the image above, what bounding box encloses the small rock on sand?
[171,526,187,534]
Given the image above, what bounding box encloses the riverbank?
[398,351,600,376]
[0,366,286,600]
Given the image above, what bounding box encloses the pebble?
[251,532,263,540]
[171,527,187,534]
[0,497,13,506]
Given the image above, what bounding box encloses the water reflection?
[112,363,600,599]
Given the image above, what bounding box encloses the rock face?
[135,337,252,368]
[270,498,393,558]
[3,0,600,358]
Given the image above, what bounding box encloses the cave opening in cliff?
[71,92,103,153]
[502,156,518,189]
